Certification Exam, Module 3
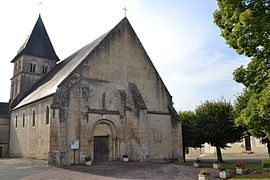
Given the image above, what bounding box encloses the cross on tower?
[38,1,43,14]
[123,6,128,17]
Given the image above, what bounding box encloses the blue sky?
[0,0,248,111]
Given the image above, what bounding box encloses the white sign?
[71,140,80,150]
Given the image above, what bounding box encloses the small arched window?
[32,110,36,126]
[14,79,18,96]
[18,60,21,72]
[14,63,18,75]
[30,60,37,73]
[52,109,55,119]
[42,65,49,74]
[22,113,25,127]
[15,115,18,128]
[45,106,50,125]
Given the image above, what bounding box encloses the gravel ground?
[0,158,221,180]
[2,155,268,180]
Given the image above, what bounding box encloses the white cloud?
[163,50,249,111]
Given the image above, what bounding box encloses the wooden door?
[94,136,109,163]
[245,136,252,151]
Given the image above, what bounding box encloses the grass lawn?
[231,172,270,179]
[173,160,270,179]
[174,161,262,170]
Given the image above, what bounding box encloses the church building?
[8,15,183,165]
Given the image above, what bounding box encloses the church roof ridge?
[13,17,173,110]
[11,15,59,62]
[13,22,114,109]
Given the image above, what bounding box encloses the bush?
[194,157,201,163]
[85,156,91,161]
[235,161,246,168]
[218,165,226,171]
[261,160,270,168]
[199,170,210,176]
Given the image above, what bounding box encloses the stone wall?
[9,97,53,159]
[49,19,183,165]
[0,116,9,157]
[188,137,268,155]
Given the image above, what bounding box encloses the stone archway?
[88,119,119,162]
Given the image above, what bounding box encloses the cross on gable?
[123,6,128,17]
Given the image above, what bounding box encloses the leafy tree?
[214,0,270,158]
[234,88,270,157]
[179,111,204,162]
[195,100,244,162]
[214,0,270,60]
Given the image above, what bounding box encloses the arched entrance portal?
[89,119,118,163]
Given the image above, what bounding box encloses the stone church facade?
[8,16,183,165]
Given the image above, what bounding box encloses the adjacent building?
[0,102,9,157]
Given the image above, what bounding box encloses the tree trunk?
[267,141,270,160]
[216,146,223,162]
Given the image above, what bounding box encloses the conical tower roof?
[11,15,59,62]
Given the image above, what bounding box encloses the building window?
[30,63,36,73]
[30,60,37,73]
[22,113,25,127]
[18,60,21,72]
[15,115,18,128]
[42,65,49,74]
[14,79,18,96]
[32,110,36,126]
[45,106,49,125]
[52,109,55,118]
[14,63,17,74]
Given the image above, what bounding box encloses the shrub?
[194,157,201,163]
[261,160,270,168]
[218,165,226,171]
[235,161,246,169]
[198,170,210,176]
[85,156,91,161]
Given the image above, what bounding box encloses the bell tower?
[10,15,59,106]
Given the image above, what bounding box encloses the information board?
[71,140,80,150]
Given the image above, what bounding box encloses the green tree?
[179,111,204,162]
[195,100,244,162]
[214,0,270,158]
[213,0,270,60]
[234,88,270,157]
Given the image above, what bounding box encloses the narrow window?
[22,113,25,127]
[52,109,55,118]
[14,63,17,74]
[45,106,49,125]
[15,115,18,128]
[30,62,37,73]
[42,65,49,74]
[14,79,18,96]
[32,110,35,126]
[45,66,48,74]
[33,64,36,73]
[30,63,33,72]
[18,60,21,72]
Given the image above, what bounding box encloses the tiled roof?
[14,30,109,109]
[11,15,59,62]
[0,102,9,116]
[14,18,132,109]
